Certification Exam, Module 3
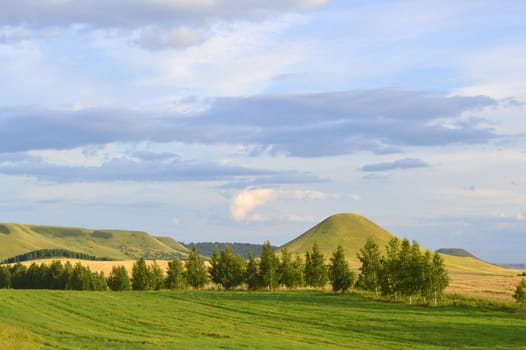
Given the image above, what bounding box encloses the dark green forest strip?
[1,249,114,264]
[0,290,525,350]
[181,242,278,258]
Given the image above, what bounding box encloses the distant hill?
[182,242,277,259]
[0,223,188,261]
[280,213,396,259]
[436,248,478,259]
[500,263,526,269]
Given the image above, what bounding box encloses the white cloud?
[348,194,361,201]
[230,188,343,222]
[230,188,275,221]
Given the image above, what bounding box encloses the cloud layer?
[0,89,499,157]
[0,0,326,28]
[0,152,323,184]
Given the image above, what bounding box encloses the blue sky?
[1,0,525,262]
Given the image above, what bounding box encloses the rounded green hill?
[279,213,396,259]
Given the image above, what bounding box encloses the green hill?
[0,223,188,261]
[279,213,396,259]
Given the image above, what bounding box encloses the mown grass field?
[1,290,525,350]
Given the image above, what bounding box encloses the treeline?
[0,261,107,290]
[357,237,449,305]
[2,249,113,264]
[181,242,278,259]
[105,243,355,293]
[0,238,450,305]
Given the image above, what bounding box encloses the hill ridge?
[0,222,188,261]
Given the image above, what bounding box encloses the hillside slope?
[0,223,188,261]
[154,236,189,256]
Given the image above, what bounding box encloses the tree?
[165,258,187,290]
[208,246,222,287]
[379,237,401,298]
[259,241,280,291]
[132,257,152,291]
[107,265,131,291]
[401,240,424,304]
[513,279,526,305]
[218,245,245,290]
[304,242,328,288]
[90,271,108,291]
[278,248,296,288]
[0,265,11,288]
[245,250,261,291]
[71,263,90,290]
[328,245,354,293]
[185,245,208,289]
[10,263,28,289]
[48,260,65,290]
[27,262,44,289]
[61,261,74,290]
[428,252,449,305]
[397,239,412,300]
[420,250,433,304]
[356,237,382,296]
[149,261,165,290]
[291,254,304,288]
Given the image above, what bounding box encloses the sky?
[0,0,525,263]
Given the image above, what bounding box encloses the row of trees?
[2,248,112,264]
[47,243,354,293]
[0,239,449,305]
[153,243,354,293]
[0,261,107,290]
[357,237,449,305]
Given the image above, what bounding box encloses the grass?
[0,290,525,350]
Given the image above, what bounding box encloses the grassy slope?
[1,290,525,350]
[0,223,188,261]
[279,213,525,301]
[154,236,188,256]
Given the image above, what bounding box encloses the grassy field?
[1,290,525,350]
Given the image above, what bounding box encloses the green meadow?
[1,290,525,350]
